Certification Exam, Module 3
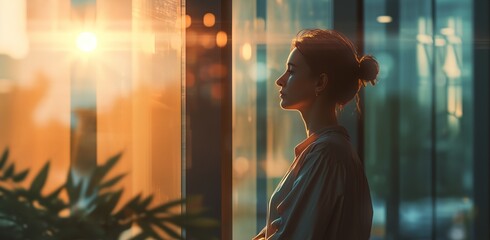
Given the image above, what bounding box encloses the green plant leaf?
[65,170,75,196]
[65,170,83,204]
[127,194,142,208]
[0,149,217,239]
[86,153,122,196]
[131,231,153,240]
[153,221,182,239]
[92,189,123,217]
[3,164,15,179]
[29,162,50,196]
[68,182,83,205]
[149,198,185,214]
[137,223,162,240]
[106,189,124,214]
[130,233,146,240]
[12,169,29,182]
[41,184,66,213]
[0,148,8,170]
[137,195,153,211]
[98,173,126,190]
[0,186,12,195]
[46,185,64,200]
[114,193,142,219]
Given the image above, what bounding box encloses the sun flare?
[76,31,97,52]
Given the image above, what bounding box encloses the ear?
[315,73,328,92]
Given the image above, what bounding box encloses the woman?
[253,29,378,240]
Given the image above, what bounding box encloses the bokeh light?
[377,15,392,23]
[241,43,252,60]
[185,15,192,28]
[203,13,215,27]
[199,34,215,49]
[234,157,250,177]
[216,31,228,47]
[76,31,97,52]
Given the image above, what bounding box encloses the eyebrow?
[287,63,297,67]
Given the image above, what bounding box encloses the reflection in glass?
[364,0,474,239]
[232,0,333,239]
[0,1,184,238]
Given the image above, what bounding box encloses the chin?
[279,99,306,112]
[279,100,294,110]
[279,100,288,109]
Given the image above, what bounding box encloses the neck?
[299,99,338,137]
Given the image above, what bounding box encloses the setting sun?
[76,31,97,52]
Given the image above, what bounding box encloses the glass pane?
[434,0,474,238]
[364,0,474,239]
[232,0,333,239]
[0,0,184,237]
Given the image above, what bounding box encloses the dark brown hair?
[292,29,379,109]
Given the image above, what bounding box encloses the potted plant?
[0,148,218,240]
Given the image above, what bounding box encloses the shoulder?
[295,136,350,183]
[308,132,354,162]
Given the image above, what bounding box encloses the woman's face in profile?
[275,47,317,112]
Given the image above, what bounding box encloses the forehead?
[286,47,308,68]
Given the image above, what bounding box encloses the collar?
[293,125,349,158]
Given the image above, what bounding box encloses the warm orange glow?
[170,35,181,50]
[209,63,227,78]
[448,86,456,114]
[0,0,29,59]
[234,157,250,177]
[241,43,252,60]
[185,15,192,28]
[211,83,222,100]
[203,13,215,27]
[200,34,215,49]
[1,0,185,219]
[187,72,195,87]
[441,27,455,36]
[216,31,227,47]
[377,15,392,23]
[0,80,13,93]
[76,31,97,52]
[443,44,461,78]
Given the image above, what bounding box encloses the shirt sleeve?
[269,148,347,240]
[252,226,266,240]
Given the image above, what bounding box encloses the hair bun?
[358,55,379,84]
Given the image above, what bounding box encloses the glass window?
[0,0,184,214]
[233,0,477,239]
[364,0,474,239]
[232,0,333,239]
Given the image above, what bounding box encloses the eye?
[287,69,294,75]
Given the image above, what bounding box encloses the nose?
[275,72,286,87]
